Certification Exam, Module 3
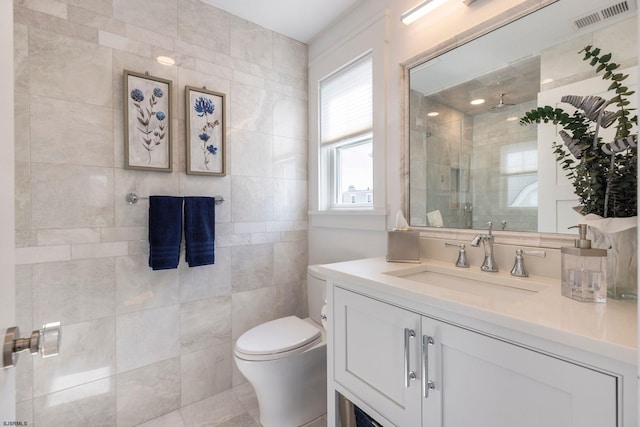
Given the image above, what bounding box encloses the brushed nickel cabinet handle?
[422,335,435,398]
[404,328,416,387]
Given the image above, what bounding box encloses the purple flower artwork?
[186,86,225,176]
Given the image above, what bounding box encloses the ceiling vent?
[601,1,630,18]
[573,0,636,29]
[574,12,602,28]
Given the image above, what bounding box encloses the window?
[320,54,373,208]
[501,143,538,208]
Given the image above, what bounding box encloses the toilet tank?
[307,265,326,325]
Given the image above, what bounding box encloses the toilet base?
[235,340,327,427]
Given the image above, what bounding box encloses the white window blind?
[320,55,372,145]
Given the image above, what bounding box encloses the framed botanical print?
[124,70,172,172]
[185,86,226,176]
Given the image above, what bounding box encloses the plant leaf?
[599,52,611,62]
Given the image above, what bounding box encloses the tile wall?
[470,101,538,232]
[13,0,309,424]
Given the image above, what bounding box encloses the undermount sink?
[384,264,549,300]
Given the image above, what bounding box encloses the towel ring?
[126,193,225,206]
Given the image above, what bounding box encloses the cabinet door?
[334,287,422,426]
[422,317,617,427]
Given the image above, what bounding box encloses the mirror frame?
[401,0,582,248]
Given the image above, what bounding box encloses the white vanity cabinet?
[333,286,422,426]
[421,315,616,427]
[333,286,618,427]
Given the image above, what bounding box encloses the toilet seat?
[235,316,322,361]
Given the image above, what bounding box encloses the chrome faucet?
[470,222,498,272]
[444,242,469,268]
[510,249,546,277]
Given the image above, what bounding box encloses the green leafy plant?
[520,46,637,218]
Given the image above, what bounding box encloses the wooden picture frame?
[124,70,172,172]
[185,86,226,176]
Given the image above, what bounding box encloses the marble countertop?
[318,257,638,365]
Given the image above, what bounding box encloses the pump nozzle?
[568,224,591,249]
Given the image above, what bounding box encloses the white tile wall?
[116,359,181,426]
[14,0,309,424]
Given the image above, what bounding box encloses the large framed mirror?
[407,0,637,233]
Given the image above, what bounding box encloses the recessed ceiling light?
[427,111,439,117]
[470,98,485,105]
[506,116,519,121]
[156,56,175,66]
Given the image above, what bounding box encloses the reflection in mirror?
[408,0,637,233]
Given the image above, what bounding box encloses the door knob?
[2,321,61,368]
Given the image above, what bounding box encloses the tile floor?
[136,382,328,427]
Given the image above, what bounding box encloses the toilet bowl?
[234,266,327,427]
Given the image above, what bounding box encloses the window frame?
[319,52,373,211]
[325,132,374,209]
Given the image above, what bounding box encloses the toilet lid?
[236,316,321,356]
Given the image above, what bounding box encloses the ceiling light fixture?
[470,98,485,105]
[156,56,176,66]
[401,0,450,25]
[427,111,440,117]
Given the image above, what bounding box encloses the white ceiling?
[199,0,360,43]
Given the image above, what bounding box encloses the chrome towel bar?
[126,192,225,206]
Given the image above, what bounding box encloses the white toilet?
[234,265,327,427]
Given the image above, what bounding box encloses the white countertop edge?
[319,257,637,366]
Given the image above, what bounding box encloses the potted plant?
[520,45,637,299]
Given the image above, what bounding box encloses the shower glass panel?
[409,91,472,228]
[409,88,539,230]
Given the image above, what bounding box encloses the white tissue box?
[386,230,420,263]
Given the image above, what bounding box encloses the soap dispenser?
[561,224,607,303]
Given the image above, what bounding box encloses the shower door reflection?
[409,91,472,228]
[408,80,539,231]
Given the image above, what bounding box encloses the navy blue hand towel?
[148,196,184,270]
[184,196,215,267]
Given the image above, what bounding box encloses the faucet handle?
[522,250,545,258]
[445,242,469,268]
[510,249,546,277]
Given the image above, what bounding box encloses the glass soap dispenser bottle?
[561,224,607,303]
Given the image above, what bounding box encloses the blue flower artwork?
[193,96,220,171]
[124,71,172,171]
[186,86,225,175]
[130,86,166,164]
[194,97,215,116]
